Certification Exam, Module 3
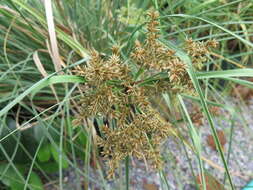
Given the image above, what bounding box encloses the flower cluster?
[185,38,218,69]
[98,108,171,178]
[131,11,175,71]
[131,12,218,94]
[74,11,218,178]
[74,49,148,124]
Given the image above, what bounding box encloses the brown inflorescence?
[185,38,218,70]
[98,108,171,178]
[73,10,218,178]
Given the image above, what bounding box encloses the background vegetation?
[0,0,253,189]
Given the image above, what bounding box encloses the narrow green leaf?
[0,75,85,117]
[162,14,253,48]
[196,69,253,79]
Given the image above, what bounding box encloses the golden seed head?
[73,10,219,178]
[97,108,171,178]
[147,11,160,20]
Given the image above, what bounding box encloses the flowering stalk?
[73,11,218,178]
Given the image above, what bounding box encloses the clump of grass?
[74,11,218,178]
[1,1,253,189]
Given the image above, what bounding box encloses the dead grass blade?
[44,0,62,72]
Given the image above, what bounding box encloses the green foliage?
[0,164,25,190]
[0,163,43,190]
[28,172,44,190]
[50,144,69,169]
[37,144,51,163]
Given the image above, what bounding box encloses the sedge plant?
[73,11,219,179]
